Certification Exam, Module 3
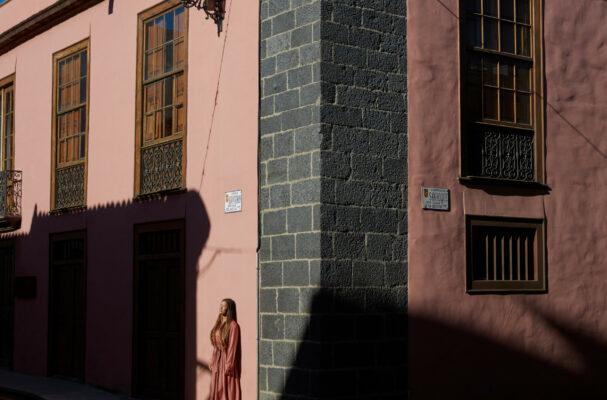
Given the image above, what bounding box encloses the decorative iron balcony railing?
[469,125,535,182]
[140,139,183,195]
[0,170,22,231]
[55,164,85,210]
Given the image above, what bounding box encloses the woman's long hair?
[210,298,237,349]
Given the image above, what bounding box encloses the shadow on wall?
[282,289,408,399]
[279,289,607,399]
[409,311,607,400]
[8,190,211,400]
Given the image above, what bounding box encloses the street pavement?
[0,370,133,400]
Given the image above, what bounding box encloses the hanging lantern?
[182,0,226,35]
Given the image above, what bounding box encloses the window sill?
[50,205,87,215]
[134,187,186,201]
[459,176,550,192]
[0,215,20,232]
[466,286,547,295]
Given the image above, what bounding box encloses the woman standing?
[210,298,241,400]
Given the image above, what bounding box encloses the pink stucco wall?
[0,0,258,398]
[408,0,607,398]
[0,0,57,34]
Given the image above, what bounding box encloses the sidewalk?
[0,370,133,400]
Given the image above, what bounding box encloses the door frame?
[47,230,87,380]
[132,219,185,398]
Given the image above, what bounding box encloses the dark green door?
[134,222,184,400]
[48,232,86,380]
[0,243,14,369]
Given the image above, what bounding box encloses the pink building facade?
[408,0,607,398]
[0,0,258,398]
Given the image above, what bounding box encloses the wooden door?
[0,242,14,369]
[134,221,184,399]
[48,231,86,380]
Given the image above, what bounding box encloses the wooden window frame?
[459,0,545,185]
[466,215,546,293]
[134,0,188,197]
[132,219,185,398]
[0,74,15,171]
[50,39,90,210]
[47,229,87,380]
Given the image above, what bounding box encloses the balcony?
[0,170,22,232]
[54,164,85,210]
[467,124,535,182]
[140,139,183,196]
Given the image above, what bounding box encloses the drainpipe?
[256,0,262,398]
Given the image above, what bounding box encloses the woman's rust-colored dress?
[210,320,241,400]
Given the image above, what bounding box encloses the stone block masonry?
[259,0,407,398]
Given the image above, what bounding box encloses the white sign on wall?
[421,187,449,211]
[224,190,242,213]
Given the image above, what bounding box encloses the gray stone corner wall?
[259,0,407,399]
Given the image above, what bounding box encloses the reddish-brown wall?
[408,0,607,398]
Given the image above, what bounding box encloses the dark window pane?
[517,25,531,56]
[500,91,514,122]
[516,93,531,124]
[80,52,87,77]
[499,62,514,89]
[467,16,482,47]
[468,84,482,121]
[484,0,498,16]
[80,134,86,158]
[516,64,531,91]
[163,109,173,138]
[517,0,530,24]
[165,43,174,73]
[164,76,174,107]
[501,0,514,20]
[501,22,515,53]
[484,18,498,50]
[483,58,498,86]
[5,116,10,138]
[58,60,65,85]
[80,107,86,133]
[4,133,10,162]
[466,0,481,13]
[165,12,174,42]
[468,53,482,85]
[483,87,498,119]
[79,78,87,104]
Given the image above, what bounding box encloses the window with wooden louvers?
[466,216,546,292]
[52,40,89,210]
[136,2,188,196]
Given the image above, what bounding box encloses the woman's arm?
[210,342,218,373]
[225,321,240,376]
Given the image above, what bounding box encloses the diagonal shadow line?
[431,0,604,160]
[546,101,607,159]
[198,0,234,191]
[435,0,461,20]
[196,246,244,277]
